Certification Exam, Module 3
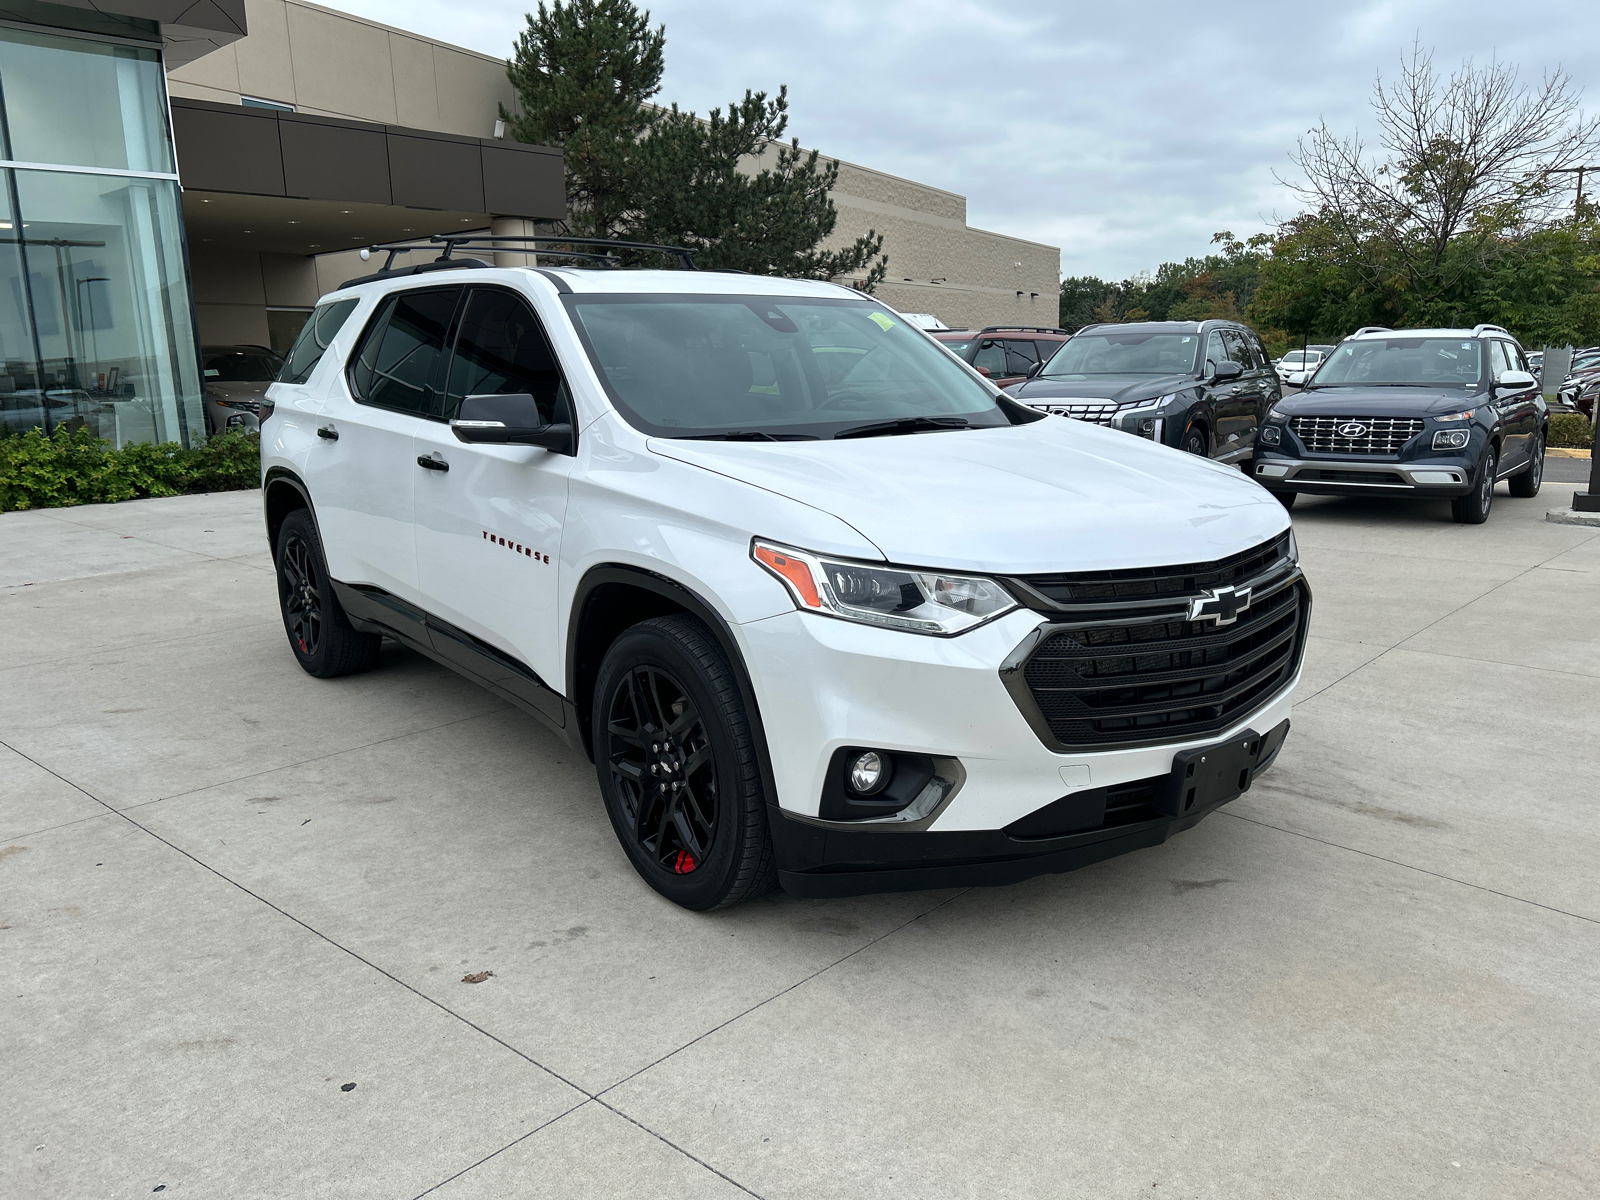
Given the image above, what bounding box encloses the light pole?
[1547,166,1600,226]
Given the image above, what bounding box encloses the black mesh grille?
[1016,534,1289,609]
[1016,581,1306,749]
[1305,469,1404,485]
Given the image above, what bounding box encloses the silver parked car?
[202,345,283,434]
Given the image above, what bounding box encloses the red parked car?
[932,326,1072,388]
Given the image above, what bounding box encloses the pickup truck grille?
[1009,579,1307,751]
[1030,399,1117,426]
[1290,415,1422,456]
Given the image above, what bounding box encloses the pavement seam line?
[596,888,972,1102]
[408,1098,595,1199]
[0,705,513,843]
[1294,535,1592,708]
[1221,809,1599,926]
[0,733,771,1198]
[589,1097,768,1199]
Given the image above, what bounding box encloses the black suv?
[1252,324,1546,524]
[1003,319,1279,465]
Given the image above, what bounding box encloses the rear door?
[307,285,461,638]
[411,286,575,719]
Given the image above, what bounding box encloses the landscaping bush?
[0,427,261,512]
[1548,412,1595,449]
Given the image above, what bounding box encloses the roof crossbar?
[358,234,700,273]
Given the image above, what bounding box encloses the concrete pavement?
[3,479,1598,1198]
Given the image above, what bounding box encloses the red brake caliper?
[673,850,697,874]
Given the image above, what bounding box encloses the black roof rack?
[338,233,699,290]
[976,325,1070,335]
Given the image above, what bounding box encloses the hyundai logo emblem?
[1337,421,1368,438]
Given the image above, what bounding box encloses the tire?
[592,615,777,910]
[275,509,382,678]
[1508,431,1544,498]
[1183,424,1208,457]
[1451,445,1497,525]
[1275,490,1297,510]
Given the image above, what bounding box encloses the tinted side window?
[1004,339,1040,376]
[1245,332,1271,371]
[348,288,459,414]
[444,289,564,422]
[1222,329,1253,368]
[973,339,1008,377]
[1203,330,1228,372]
[1490,341,1516,376]
[279,298,357,385]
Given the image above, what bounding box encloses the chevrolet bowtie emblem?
[1188,585,1252,626]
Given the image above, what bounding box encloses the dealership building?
[1,0,1059,448]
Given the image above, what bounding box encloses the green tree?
[503,0,886,285]
[630,88,886,283]
[1058,275,1119,329]
[502,0,665,238]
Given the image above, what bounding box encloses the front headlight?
[1258,424,1282,446]
[752,540,1017,636]
[1432,429,1470,449]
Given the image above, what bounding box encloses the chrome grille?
[1290,415,1422,456]
[1030,399,1117,426]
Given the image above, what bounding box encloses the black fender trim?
[566,564,787,847]
[262,466,317,555]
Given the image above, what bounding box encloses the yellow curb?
[1548,447,1591,458]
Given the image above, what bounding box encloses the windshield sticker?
[868,312,895,332]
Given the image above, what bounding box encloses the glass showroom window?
[0,26,203,446]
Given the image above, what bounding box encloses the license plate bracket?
[1157,729,1263,818]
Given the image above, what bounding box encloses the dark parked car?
[1003,319,1279,464]
[1252,324,1545,524]
[202,345,283,434]
[932,326,1072,388]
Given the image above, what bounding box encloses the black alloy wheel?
[607,663,718,876]
[1508,431,1544,498]
[1452,445,1497,525]
[593,616,776,909]
[1183,425,1208,456]
[275,509,382,677]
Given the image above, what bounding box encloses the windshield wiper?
[833,416,971,440]
[677,430,821,441]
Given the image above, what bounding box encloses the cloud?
[324,0,1600,280]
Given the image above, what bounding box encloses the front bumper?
[736,600,1302,897]
[1252,451,1475,496]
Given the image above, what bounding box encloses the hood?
[648,419,1287,576]
[1006,373,1193,404]
[1274,386,1485,417]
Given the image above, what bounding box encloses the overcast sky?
[328,0,1599,281]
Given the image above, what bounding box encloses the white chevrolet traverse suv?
[260,241,1310,909]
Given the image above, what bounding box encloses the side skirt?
[332,580,583,753]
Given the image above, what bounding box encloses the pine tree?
[504,0,886,286]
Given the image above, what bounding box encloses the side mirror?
[451,392,574,453]
[1025,360,1044,379]
[1495,369,1536,393]
[1211,359,1244,383]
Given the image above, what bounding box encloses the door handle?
[416,455,449,472]
[317,425,338,440]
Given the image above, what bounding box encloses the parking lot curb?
[1545,506,1600,527]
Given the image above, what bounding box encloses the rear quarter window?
[278,298,359,385]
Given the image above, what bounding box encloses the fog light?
[848,750,891,795]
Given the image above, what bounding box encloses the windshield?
[1312,337,1484,388]
[564,295,1009,438]
[204,351,281,382]
[1041,331,1199,377]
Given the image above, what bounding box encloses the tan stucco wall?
[165,0,517,137]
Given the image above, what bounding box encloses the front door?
[306,286,461,641]
[1216,329,1264,459]
[412,286,574,717]
[1493,340,1537,469]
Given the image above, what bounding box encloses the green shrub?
[1549,412,1595,449]
[0,427,260,512]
